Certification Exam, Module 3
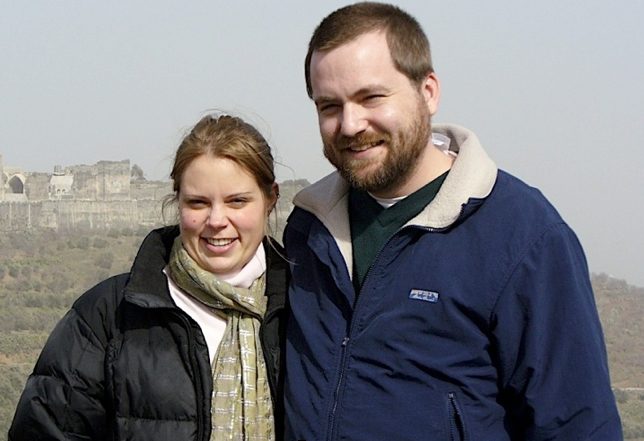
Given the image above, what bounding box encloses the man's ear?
[420,72,441,116]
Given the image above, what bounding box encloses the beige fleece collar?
[292,123,498,275]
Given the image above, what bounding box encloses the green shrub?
[94,252,114,271]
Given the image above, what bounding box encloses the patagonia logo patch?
[409,289,439,303]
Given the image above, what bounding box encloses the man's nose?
[339,104,368,137]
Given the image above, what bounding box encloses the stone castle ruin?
[0,154,172,231]
[0,154,305,233]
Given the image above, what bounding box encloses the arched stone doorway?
[8,175,24,194]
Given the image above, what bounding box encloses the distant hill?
[592,273,644,387]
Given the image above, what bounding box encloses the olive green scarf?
[167,237,274,441]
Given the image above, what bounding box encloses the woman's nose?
[206,206,228,228]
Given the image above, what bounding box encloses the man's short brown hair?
[305,2,434,98]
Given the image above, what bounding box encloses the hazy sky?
[1,1,643,286]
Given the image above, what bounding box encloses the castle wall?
[69,167,99,200]
[0,154,304,232]
[0,199,166,232]
[130,180,172,201]
[96,160,131,200]
[65,160,130,200]
[46,200,166,231]
[0,182,300,233]
[25,172,51,200]
[0,201,41,230]
[136,199,168,226]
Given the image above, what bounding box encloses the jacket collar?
[263,237,288,317]
[292,124,498,270]
[123,225,179,309]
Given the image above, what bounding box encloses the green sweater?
[349,171,448,292]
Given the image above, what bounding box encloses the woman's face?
[178,155,274,276]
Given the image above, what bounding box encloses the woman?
[9,114,289,441]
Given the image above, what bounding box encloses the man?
[283,2,622,441]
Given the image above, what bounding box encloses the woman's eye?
[229,198,248,207]
[186,199,207,207]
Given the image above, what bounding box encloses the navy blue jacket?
[283,124,622,441]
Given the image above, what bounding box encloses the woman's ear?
[268,182,279,214]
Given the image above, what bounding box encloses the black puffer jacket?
[8,226,289,441]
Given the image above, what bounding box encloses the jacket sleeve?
[8,287,113,440]
[491,222,622,441]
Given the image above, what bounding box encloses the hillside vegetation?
[0,228,642,439]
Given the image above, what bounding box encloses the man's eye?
[318,103,339,113]
[365,94,385,103]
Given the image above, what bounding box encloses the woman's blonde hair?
[163,113,277,220]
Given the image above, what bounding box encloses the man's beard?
[323,103,431,194]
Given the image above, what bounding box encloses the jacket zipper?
[260,307,280,401]
[448,392,467,441]
[176,311,207,441]
[327,336,350,441]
